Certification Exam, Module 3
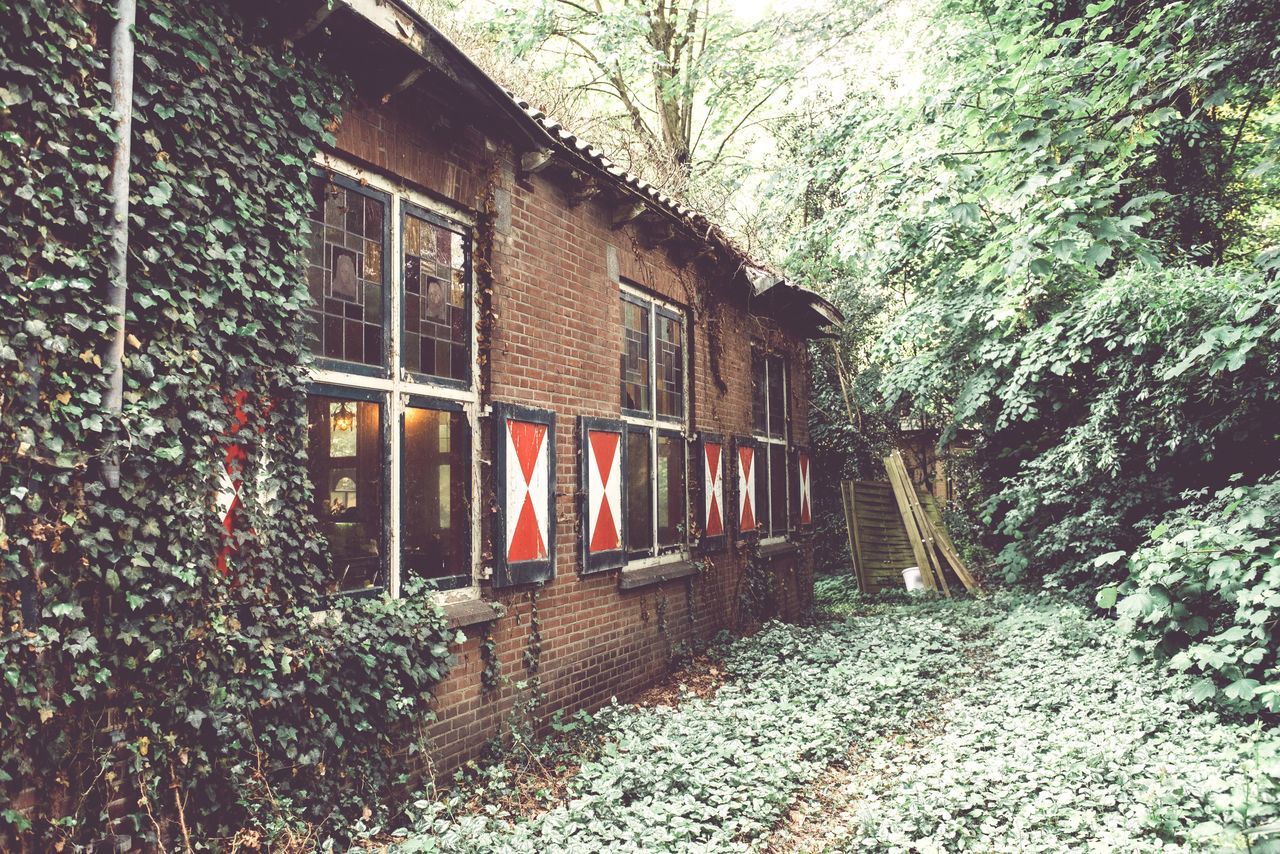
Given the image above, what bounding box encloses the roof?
[274,0,843,338]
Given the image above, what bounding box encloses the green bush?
[1106,475,1280,715]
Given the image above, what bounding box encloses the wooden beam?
[520,148,554,175]
[841,480,866,593]
[287,2,338,43]
[885,458,936,591]
[611,201,646,229]
[888,451,952,597]
[380,66,426,104]
[919,493,981,592]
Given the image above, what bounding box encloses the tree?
[773,0,1280,584]
[465,0,876,224]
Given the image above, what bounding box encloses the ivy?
[400,587,1279,851]
[0,1,458,846]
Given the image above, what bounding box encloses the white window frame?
[620,281,691,569]
[309,153,481,604]
[753,348,790,545]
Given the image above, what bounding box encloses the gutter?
[103,0,136,490]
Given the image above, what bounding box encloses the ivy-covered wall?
[1,1,459,847]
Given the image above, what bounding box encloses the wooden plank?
[840,481,867,594]
[883,455,937,592]
[919,493,980,592]
[889,451,951,597]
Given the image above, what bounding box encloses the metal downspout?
[103,0,136,490]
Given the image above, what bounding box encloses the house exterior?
[268,0,841,774]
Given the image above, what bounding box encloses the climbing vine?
[0,1,458,847]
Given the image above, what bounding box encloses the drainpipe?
[103,0,137,490]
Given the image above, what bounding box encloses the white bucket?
[902,566,924,592]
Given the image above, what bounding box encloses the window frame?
[308,173,393,380]
[619,281,691,568]
[399,199,473,391]
[751,348,790,544]
[308,153,481,604]
[306,382,391,598]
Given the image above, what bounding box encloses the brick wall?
[333,95,816,777]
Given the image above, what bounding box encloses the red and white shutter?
[734,436,757,534]
[493,404,557,586]
[216,390,251,574]
[697,433,727,551]
[580,417,625,571]
[797,450,812,526]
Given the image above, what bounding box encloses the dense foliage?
[399,584,1279,851]
[1106,475,1280,714]
[776,0,1280,593]
[0,1,457,847]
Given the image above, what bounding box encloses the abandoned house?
[271,0,841,773]
[5,1,841,817]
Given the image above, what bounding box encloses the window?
[619,287,688,561]
[305,161,477,598]
[752,348,790,539]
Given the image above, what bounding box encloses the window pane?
[655,312,683,419]
[621,298,651,413]
[656,433,686,548]
[768,356,786,439]
[625,428,653,553]
[755,442,770,536]
[752,350,766,434]
[402,407,470,590]
[306,179,385,367]
[789,451,801,530]
[306,394,384,593]
[770,444,788,533]
[404,213,469,382]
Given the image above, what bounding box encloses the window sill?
[442,598,501,630]
[619,559,699,591]
[758,541,801,560]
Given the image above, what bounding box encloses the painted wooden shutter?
[796,448,813,528]
[579,416,625,572]
[492,403,556,586]
[695,432,728,553]
[732,436,758,536]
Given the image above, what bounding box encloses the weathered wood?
[888,451,951,596]
[381,66,426,103]
[919,493,980,592]
[841,480,866,593]
[520,148,554,175]
[883,460,938,593]
[611,201,646,228]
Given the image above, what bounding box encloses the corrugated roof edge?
[359,0,843,334]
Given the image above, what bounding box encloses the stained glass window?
[655,311,684,419]
[620,297,651,413]
[306,179,386,368]
[404,209,469,382]
[752,350,767,434]
[768,355,787,439]
[402,406,470,590]
[306,394,384,593]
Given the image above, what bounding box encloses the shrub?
[1104,475,1280,714]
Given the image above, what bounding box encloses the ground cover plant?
[396,578,1279,852]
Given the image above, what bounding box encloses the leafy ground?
[393,577,1279,852]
